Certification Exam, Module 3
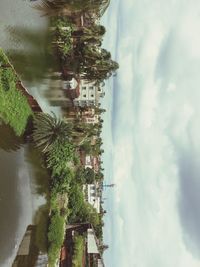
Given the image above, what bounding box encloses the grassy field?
[0,48,32,136]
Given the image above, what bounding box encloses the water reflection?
[0,123,23,151]
[0,148,22,266]
[0,1,57,264]
[6,26,57,83]
[24,145,50,254]
[24,143,50,198]
[0,125,50,266]
[33,204,49,253]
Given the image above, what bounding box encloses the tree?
[75,45,119,83]
[76,167,96,184]
[32,112,73,153]
[76,24,106,44]
[46,140,75,177]
[51,17,74,58]
[99,244,109,253]
[71,122,99,145]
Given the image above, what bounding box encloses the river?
[0,1,54,266]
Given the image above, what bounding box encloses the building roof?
[87,228,99,254]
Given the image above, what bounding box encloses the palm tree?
[32,112,73,153]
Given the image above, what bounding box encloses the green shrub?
[72,235,85,267]
[1,68,17,91]
[46,140,75,177]
[48,211,65,267]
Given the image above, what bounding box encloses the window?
[91,94,94,97]
[82,86,86,90]
[89,86,93,90]
[83,94,86,97]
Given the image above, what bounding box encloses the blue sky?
[101,0,200,266]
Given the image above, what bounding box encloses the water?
[0,1,54,266]
[0,0,61,114]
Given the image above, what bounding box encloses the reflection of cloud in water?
[0,148,32,267]
[27,82,62,116]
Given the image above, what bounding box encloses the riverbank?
[0,49,33,136]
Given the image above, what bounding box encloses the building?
[73,80,104,107]
[45,75,104,108]
[87,228,104,267]
[60,223,105,267]
[63,107,100,124]
[83,154,100,173]
[83,182,102,214]
[87,184,101,213]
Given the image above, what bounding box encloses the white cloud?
[103,0,200,266]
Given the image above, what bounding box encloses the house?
[73,80,104,107]
[45,75,104,108]
[87,228,104,267]
[63,107,99,124]
[84,154,100,173]
[60,223,105,267]
[86,184,101,214]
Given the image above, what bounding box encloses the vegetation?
[72,235,85,267]
[32,112,73,153]
[0,49,32,136]
[44,5,119,84]
[51,17,74,58]
[0,0,118,264]
[30,0,119,263]
[68,182,100,228]
[46,140,75,177]
[0,48,9,64]
[48,211,65,267]
[31,113,106,264]
[75,45,119,83]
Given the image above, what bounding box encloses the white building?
[87,184,101,213]
[73,80,105,107]
[45,76,105,108]
[84,154,100,173]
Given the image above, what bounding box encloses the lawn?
[0,48,32,136]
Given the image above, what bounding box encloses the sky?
[101,0,200,266]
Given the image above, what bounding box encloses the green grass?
[72,235,85,267]
[0,49,32,136]
[0,48,9,65]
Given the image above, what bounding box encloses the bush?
[72,235,85,267]
[46,140,75,177]
[1,68,17,91]
[48,211,65,267]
